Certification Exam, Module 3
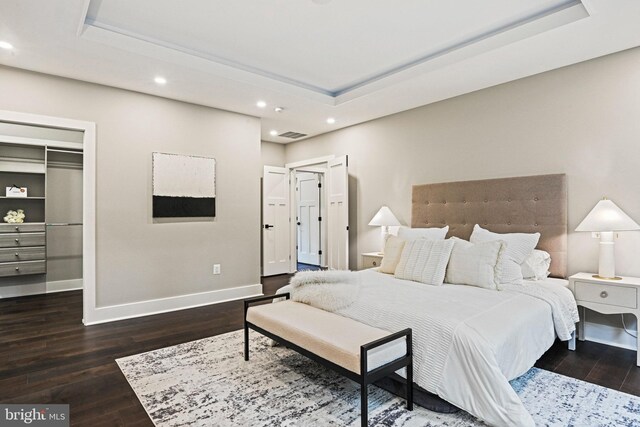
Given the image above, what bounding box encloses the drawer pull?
[15,239,19,243]
[15,253,19,257]
[372,261,377,266]
[15,267,20,271]
[15,226,19,231]
[600,291,608,299]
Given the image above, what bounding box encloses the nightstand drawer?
[575,281,637,309]
[362,255,382,269]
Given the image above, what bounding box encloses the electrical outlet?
[213,264,221,275]
[591,232,601,239]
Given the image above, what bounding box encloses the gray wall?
[261,141,286,169]
[285,47,640,281]
[0,65,261,307]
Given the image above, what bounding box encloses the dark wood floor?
[1,274,638,426]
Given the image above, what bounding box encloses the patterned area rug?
[117,330,640,426]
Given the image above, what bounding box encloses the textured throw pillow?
[397,226,449,241]
[470,224,540,286]
[394,238,455,286]
[521,249,551,280]
[445,237,506,290]
[379,236,406,274]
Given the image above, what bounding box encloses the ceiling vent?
[279,131,307,139]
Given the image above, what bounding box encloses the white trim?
[84,284,263,326]
[0,279,82,299]
[0,109,96,326]
[47,278,83,293]
[285,155,335,170]
[583,321,637,351]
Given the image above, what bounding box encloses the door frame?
[285,155,334,273]
[0,110,96,325]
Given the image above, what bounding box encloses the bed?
[283,174,578,426]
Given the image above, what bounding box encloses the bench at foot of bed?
[243,293,413,427]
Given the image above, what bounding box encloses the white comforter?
[281,270,579,427]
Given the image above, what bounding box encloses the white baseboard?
[0,278,82,299]
[84,283,263,326]
[47,279,83,293]
[583,321,637,351]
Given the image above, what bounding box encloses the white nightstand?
[569,272,640,366]
[361,252,384,270]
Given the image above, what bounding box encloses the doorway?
[262,155,349,276]
[294,170,325,271]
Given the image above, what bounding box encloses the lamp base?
[592,275,622,281]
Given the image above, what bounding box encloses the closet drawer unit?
[0,247,46,263]
[0,223,45,233]
[0,261,46,277]
[0,233,46,248]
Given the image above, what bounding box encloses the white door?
[296,172,321,266]
[327,155,349,270]
[263,166,290,276]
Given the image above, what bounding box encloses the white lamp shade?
[368,206,401,227]
[575,199,640,232]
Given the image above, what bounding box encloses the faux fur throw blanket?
[289,270,360,311]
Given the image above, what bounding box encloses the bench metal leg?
[406,363,413,411]
[244,323,249,361]
[361,382,368,427]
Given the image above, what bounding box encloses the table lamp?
[368,206,401,253]
[575,198,640,280]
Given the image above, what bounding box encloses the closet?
[0,121,83,297]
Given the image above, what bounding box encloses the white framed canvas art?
[152,152,216,218]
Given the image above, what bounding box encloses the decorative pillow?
[445,237,505,290]
[521,249,551,280]
[397,226,449,241]
[394,238,455,286]
[380,236,406,274]
[470,224,539,286]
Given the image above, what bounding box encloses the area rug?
[117,330,640,426]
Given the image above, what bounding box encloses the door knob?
[264,224,274,229]
[297,222,301,226]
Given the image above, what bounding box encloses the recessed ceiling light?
[0,41,14,50]
[154,76,167,85]
[326,117,336,124]
[269,130,278,136]
[256,100,267,108]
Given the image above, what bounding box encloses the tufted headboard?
[411,174,567,278]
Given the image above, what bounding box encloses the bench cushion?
[246,300,406,374]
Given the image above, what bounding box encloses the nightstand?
[361,252,384,270]
[569,272,640,366]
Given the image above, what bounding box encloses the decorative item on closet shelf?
[3,209,25,223]
[5,185,27,198]
[569,272,640,366]
[368,206,401,253]
[575,198,640,280]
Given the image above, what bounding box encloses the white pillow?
[380,235,406,274]
[397,226,449,241]
[445,237,506,290]
[394,238,455,286]
[470,224,539,286]
[521,249,551,280]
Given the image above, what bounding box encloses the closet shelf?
[0,196,46,200]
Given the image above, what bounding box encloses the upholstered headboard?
[411,174,567,278]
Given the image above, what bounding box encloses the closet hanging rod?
[45,223,83,227]
[46,148,83,155]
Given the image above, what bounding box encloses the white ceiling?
[0,0,639,143]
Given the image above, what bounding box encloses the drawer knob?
[15,226,19,231]
[15,239,19,243]
[372,261,377,266]
[15,253,19,257]
[15,267,20,271]
[600,291,608,299]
